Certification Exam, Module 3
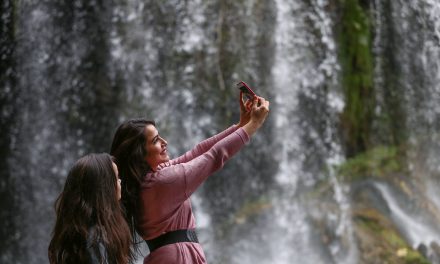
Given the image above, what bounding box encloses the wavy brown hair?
[110,119,155,251]
[48,153,133,264]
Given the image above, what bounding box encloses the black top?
[87,227,108,264]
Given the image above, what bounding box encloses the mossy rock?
[353,208,430,264]
[335,145,403,182]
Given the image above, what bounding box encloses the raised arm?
[166,124,238,165]
[181,96,269,197]
[164,92,254,166]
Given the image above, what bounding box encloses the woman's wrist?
[237,120,247,127]
[242,120,261,137]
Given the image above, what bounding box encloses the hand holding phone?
[236,81,257,101]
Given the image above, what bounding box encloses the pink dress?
[137,125,250,264]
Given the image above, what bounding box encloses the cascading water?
[3,0,440,263]
[369,0,440,262]
[268,0,356,263]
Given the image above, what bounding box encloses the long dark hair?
[48,153,133,264]
[110,119,155,250]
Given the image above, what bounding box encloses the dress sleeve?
[166,125,238,166]
[152,128,250,205]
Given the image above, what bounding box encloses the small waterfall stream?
[375,183,440,248]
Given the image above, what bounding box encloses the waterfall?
[268,0,356,263]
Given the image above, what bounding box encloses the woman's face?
[144,124,169,171]
[112,162,121,200]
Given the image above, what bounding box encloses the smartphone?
[236,81,257,100]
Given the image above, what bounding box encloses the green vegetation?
[338,0,375,158]
[336,0,410,180]
[335,145,403,181]
[354,209,430,264]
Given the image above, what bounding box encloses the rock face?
[350,182,429,264]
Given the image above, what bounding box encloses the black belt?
[145,229,199,252]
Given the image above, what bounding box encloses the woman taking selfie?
[110,93,269,263]
[48,153,133,264]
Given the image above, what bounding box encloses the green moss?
[404,251,431,264]
[335,145,402,181]
[338,0,375,157]
[354,209,430,264]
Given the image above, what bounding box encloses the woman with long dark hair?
[48,153,133,264]
[110,93,269,263]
